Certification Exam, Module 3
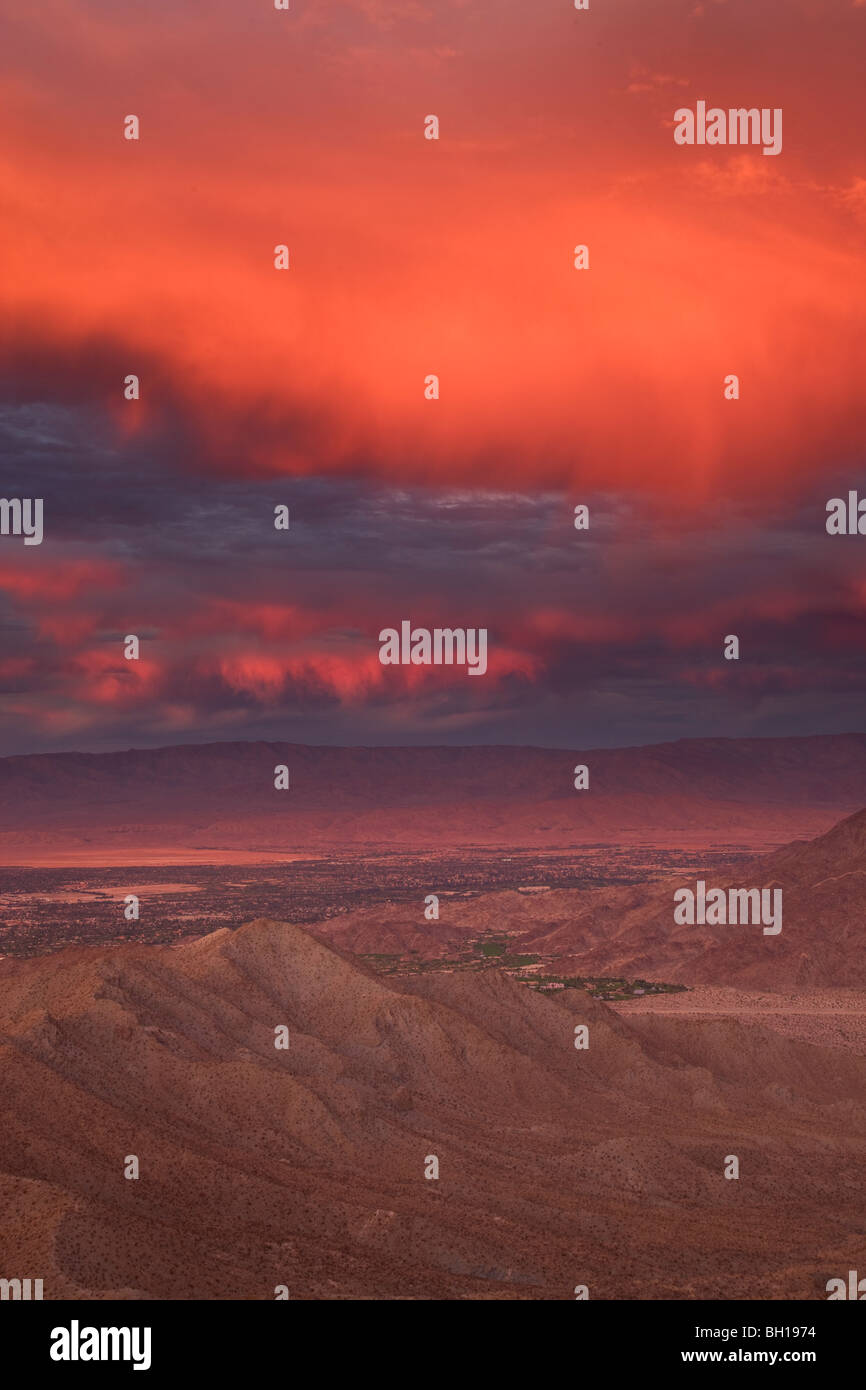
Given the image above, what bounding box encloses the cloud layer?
[1,1,864,750]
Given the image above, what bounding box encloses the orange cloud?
[1,0,864,499]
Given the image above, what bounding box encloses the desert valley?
[1,735,865,1300]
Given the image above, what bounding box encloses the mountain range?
[1,732,866,861]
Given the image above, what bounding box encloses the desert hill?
[0,918,864,1299]
[313,806,866,990]
[523,805,866,988]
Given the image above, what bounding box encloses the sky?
[0,0,865,755]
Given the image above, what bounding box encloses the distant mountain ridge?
[0,732,865,861]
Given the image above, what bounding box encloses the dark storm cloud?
[1,398,866,754]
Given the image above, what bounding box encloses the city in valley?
[1,847,724,1002]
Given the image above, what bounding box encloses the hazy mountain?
[2,732,866,861]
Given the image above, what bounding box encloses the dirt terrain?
[0,917,863,1300]
[614,986,866,1054]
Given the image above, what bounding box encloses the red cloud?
[0,558,124,602]
[1,1,864,499]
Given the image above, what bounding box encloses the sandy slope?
[614,987,866,1054]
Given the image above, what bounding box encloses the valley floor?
[614,987,866,1054]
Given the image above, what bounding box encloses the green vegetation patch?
[479,940,506,957]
